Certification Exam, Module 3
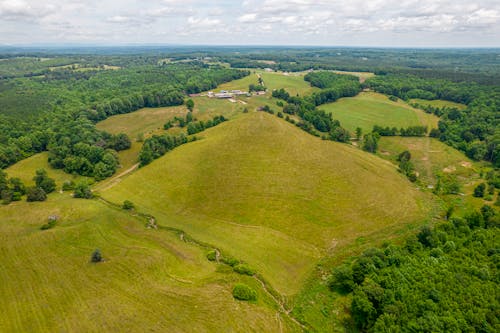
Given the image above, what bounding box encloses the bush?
[206,250,217,261]
[233,264,256,276]
[73,181,93,199]
[26,187,47,202]
[122,200,134,210]
[232,283,257,301]
[33,169,56,194]
[222,256,239,267]
[473,183,486,198]
[91,249,102,263]
[62,180,75,191]
[40,216,58,230]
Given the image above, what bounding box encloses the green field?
[410,98,467,110]
[0,195,287,332]
[378,136,477,185]
[101,112,436,296]
[321,92,439,133]
[5,152,84,188]
[218,70,319,96]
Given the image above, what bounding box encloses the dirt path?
[96,163,139,191]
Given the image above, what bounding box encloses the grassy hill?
[101,112,436,296]
[321,92,439,133]
[0,195,289,332]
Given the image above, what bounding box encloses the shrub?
[473,183,486,198]
[91,249,102,263]
[33,169,56,194]
[62,180,75,191]
[233,264,256,276]
[73,181,93,199]
[232,283,257,301]
[40,216,58,230]
[206,250,217,261]
[122,200,134,210]
[222,256,239,267]
[26,187,47,202]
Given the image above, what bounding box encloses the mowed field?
[410,98,467,110]
[101,112,436,296]
[321,92,439,133]
[218,70,320,96]
[378,136,477,185]
[0,195,289,332]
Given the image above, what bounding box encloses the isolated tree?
[26,187,47,202]
[9,177,26,195]
[362,133,380,153]
[122,200,134,210]
[355,127,362,141]
[91,249,102,263]
[33,169,56,194]
[73,181,93,199]
[473,183,486,198]
[185,99,194,112]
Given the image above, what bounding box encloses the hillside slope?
[102,112,436,295]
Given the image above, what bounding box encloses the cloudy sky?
[0,0,499,47]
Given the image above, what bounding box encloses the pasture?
[0,195,288,332]
[321,92,439,133]
[410,98,467,110]
[101,112,436,296]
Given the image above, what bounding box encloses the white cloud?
[0,0,498,46]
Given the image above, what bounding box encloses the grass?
[101,112,436,296]
[321,92,439,134]
[5,152,84,188]
[0,194,287,332]
[330,70,375,82]
[217,70,319,96]
[410,98,467,110]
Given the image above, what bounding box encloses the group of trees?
[329,206,499,332]
[1,169,58,204]
[0,60,249,180]
[187,115,227,135]
[138,134,188,166]
[372,125,428,137]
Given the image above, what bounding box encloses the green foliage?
[249,84,266,92]
[186,115,227,135]
[62,180,75,191]
[40,216,58,230]
[138,134,188,167]
[330,207,499,332]
[397,150,417,182]
[33,169,56,194]
[221,256,239,267]
[90,249,102,263]
[232,283,257,301]
[26,187,47,202]
[363,133,380,153]
[73,181,93,199]
[473,183,486,198]
[434,173,461,195]
[233,264,256,276]
[122,200,134,210]
[206,250,217,261]
[185,99,195,111]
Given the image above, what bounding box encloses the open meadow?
[101,112,437,296]
[321,92,439,133]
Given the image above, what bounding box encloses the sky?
[0,0,499,47]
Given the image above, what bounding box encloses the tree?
[122,200,134,210]
[73,181,93,199]
[91,249,102,263]
[185,99,194,112]
[33,169,56,194]
[363,133,380,153]
[26,187,47,202]
[232,283,257,301]
[473,183,486,198]
[356,127,362,141]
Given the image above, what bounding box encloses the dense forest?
[330,207,499,332]
[0,59,248,178]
